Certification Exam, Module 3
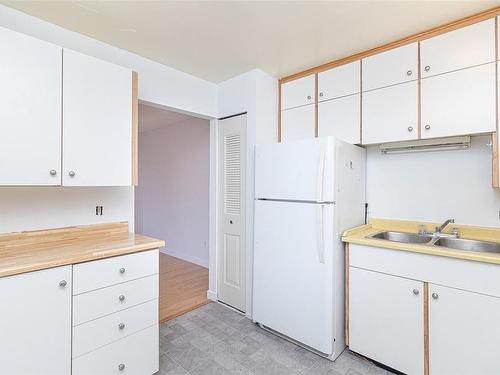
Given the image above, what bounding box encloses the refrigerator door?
[255,137,334,202]
[253,199,335,355]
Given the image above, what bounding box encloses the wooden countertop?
[0,222,165,278]
[343,218,500,265]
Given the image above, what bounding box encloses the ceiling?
[139,104,207,133]
[3,1,500,83]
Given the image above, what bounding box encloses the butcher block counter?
[0,221,164,278]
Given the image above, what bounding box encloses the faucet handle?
[451,227,460,238]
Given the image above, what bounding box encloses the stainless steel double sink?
[368,231,500,254]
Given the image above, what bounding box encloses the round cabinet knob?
[118,364,125,371]
[432,293,439,300]
[413,289,419,295]
[307,95,312,100]
[119,294,126,302]
[408,126,414,132]
[425,125,431,130]
[424,65,431,72]
[50,170,57,176]
[59,280,67,288]
[119,267,126,274]
[68,171,75,177]
[319,92,324,97]
[118,323,125,330]
[406,70,412,76]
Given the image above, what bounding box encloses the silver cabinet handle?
[413,289,419,295]
[319,92,324,97]
[432,293,439,300]
[406,70,412,76]
[424,66,431,72]
[119,267,126,274]
[50,170,57,176]
[119,295,125,302]
[425,125,431,130]
[118,323,125,330]
[118,364,125,371]
[68,171,75,177]
[307,95,312,100]
[59,280,67,288]
[408,126,414,132]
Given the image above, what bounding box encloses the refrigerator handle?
[316,141,327,203]
[316,204,326,264]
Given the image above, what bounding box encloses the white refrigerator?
[253,137,366,360]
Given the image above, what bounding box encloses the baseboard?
[160,248,208,268]
[207,290,217,301]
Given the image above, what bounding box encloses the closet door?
[0,27,62,185]
[63,49,132,186]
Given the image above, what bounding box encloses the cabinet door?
[281,104,315,142]
[429,284,500,374]
[421,19,495,78]
[0,266,72,374]
[63,49,132,186]
[0,27,62,186]
[281,75,315,110]
[362,43,418,91]
[421,63,495,139]
[362,81,418,144]
[318,94,360,144]
[349,267,424,375]
[318,61,360,102]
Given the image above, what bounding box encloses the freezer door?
[253,200,335,355]
[255,138,334,202]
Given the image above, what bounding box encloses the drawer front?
[73,274,158,325]
[73,249,158,294]
[72,324,159,375]
[73,299,158,358]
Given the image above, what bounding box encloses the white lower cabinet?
[429,284,500,375]
[281,104,315,141]
[349,267,424,375]
[0,266,72,375]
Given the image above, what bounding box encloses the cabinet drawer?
[73,249,158,294]
[72,324,159,375]
[73,274,158,325]
[73,299,158,358]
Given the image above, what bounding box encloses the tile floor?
[159,302,392,375]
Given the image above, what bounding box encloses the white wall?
[0,187,134,233]
[212,69,278,315]
[135,118,210,267]
[367,135,500,227]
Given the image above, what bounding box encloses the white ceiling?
[3,1,500,83]
[139,104,207,133]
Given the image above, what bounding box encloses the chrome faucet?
[436,218,455,233]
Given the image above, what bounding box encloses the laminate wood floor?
[159,253,210,322]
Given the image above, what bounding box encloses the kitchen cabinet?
[429,284,500,375]
[318,61,360,101]
[421,19,495,78]
[0,26,62,186]
[281,74,315,110]
[362,81,418,144]
[281,104,315,142]
[421,63,496,139]
[63,49,132,186]
[362,43,418,91]
[349,267,424,375]
[0,266,72,374]
[318,94,360,144]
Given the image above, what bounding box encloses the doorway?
[135,103,210,322]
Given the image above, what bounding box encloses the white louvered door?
[218,114,246,312]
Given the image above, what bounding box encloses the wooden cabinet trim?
[132,71,138,186]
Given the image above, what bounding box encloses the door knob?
[50,170,57,176]
[424,66,431,72]
[406,70,412,76]
[408,126,414,132]
[413,289,419,295]
[59,280,67,288]
[119,267,126,274]
[432,293,439,300]
[118,364,125,371]
[118,323,125,330]
[119,294,125,302]
[68,171,75,177]
[425,125,431,130]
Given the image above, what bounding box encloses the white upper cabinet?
[421,62,496,139]
[0,27,62,186]
[281,104,315,142]
[318,61,360,101]
[421,19,495,78]
[362,43,418,91]
[63,49,132,186]
[318,94,360,144]
[362,81,418,145]
[281,75,315,110]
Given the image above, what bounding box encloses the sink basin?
[370,231,433,244]
[434,237,500,253]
